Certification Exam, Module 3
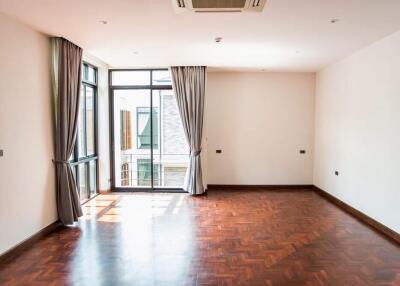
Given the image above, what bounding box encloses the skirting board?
[207,184,314,191]
[0,221,63,264]
[207,184,399,244]
[314,186,400,245]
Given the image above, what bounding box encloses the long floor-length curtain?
[171,66,206,195]
[52,38,83,224]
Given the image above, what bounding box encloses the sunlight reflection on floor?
[82,193,188,223]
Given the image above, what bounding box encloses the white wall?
[0,13,57,254]
[314,30,400,233]
[83,52,110,192]
[206,72,315,185]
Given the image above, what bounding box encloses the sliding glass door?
[151,90,189,188]
[110,69,189,191]
[113,89,152,189]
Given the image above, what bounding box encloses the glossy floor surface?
[0,190,399,285]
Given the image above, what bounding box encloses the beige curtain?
[52,38,83,224]
[171,66,206,195]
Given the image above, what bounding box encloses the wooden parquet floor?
[0,189,399,285]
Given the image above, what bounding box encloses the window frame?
[109,68,186,193]
[70,62,99,203]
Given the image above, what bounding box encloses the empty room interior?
[0,0,399,285]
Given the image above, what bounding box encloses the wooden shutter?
[120,110,132,150]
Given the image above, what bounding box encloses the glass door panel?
[114,89,151,188]
[78,85,86,158]
[89,161,97,197]
[152,90,189,188]
[78,163,89,203]
[85,86,95,156]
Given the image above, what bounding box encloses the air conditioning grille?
[191,0,247,9]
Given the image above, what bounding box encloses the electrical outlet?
[0,150,3,157]
[299,150,306,154]
[216,150,222,154]
[335,171,339,176]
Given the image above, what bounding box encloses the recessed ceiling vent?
[173,0,267,13]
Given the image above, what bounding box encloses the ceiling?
[1,0,400,71]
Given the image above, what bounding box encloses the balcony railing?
[119,153,189,188]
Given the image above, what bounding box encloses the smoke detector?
[173,0,267,13]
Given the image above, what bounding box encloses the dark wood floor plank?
[0,190,399,285]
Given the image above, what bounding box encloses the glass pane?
[69,149,74,162]
[78,163,88,202]
[87,66,96,83]
[137,159,152,186]
[114,89,151,188]
[86,86,95,156]
[153,164,160,186]
[111,71,150,86]
[78,85,86,158]
[71,165,77,182]
[89,161,97,197]
[82,64,88,81]
[152,70,172,85]
[136,159,159,186]
[152,90,189,188]
[121,162,130,186]
[137,107,158,149]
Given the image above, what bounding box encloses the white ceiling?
[1,0,400,71]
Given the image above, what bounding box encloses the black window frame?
[109,68,186,193]
[71,62,99,203]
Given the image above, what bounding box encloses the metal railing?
[119,153,189,187]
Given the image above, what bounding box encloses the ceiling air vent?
[173,0,267,13]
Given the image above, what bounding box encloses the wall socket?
[216,150,222,154]
[335,171,339,176]
[0,150,3,157]
[299,150,306,154]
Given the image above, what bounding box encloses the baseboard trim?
[0,220,63,264]
[314,186,400,245]
[207,184,314,191]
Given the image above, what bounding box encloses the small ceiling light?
[100,20,108,25]
[214,37,223,43]
[330,19,339,24]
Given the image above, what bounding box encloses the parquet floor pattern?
[0,190,399,285]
